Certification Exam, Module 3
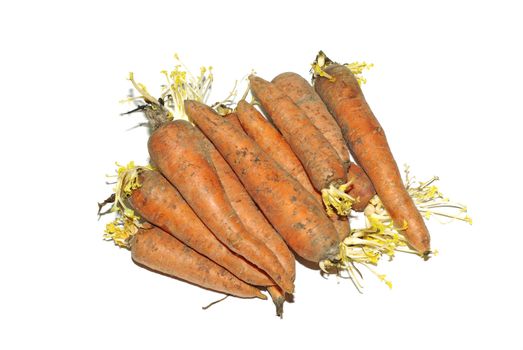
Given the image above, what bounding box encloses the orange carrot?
[236,100,350,240]
[148,120,293,293]
[249,75,346,193]
[235,100,316,197]
[128,169,273,286]
[196,125,296,283]
[272,72,351,170]
[267,285,286,318]
[132,226,266,299]
[347,164,376,212]
[314,63,430,254]
[223,112,244,130]
[185,100,340,263]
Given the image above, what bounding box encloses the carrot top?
[321,166,472,290]
[101,161,153,248]
[310,50,373,85]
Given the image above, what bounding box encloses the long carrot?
[272,72,351,170]
[148,120,294,293]
[128,168,273,286]
[197,126,296,283]
[235,100,350,240]
[197,122,295,316]
[185,100,340,263]
[249,75,353,217]
[131,226,266,299]
[271,72,376,211]
[314,62,430,254]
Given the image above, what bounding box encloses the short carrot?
[314,62,430,254]
[128,168,273,286]
[185,100,340,263]
[148,120,294,293]
[131,226,267,299]
[249,75,352,216]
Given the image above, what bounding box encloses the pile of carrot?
[99,51,471,317]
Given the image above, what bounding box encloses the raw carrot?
[128,168,273,286]
[272,72,351,170]
[249,75,352,217]
[235,100,316,198]
[185,100,340,263]
[347,164,376,212]
[314,62,430,254]
[196,125,296,283]
[223,112,244,130]
[267,286,286,318]
[148,120,294,293]
[132,226,266,299]
[235,100,350,240]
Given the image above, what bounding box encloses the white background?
[1,0,521,349]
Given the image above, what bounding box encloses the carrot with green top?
[313,54,430,254]
[186,100,340,263]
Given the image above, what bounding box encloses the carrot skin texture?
[315,64,430,253]
[236,100,315,195]
[148,120,293,293]
[186,100,340,263]
[129,170,273,286]
[198,126,296,282]
[347,163,376,212]
[131,226,266,299]
[223,112,244,131]
[272,72,351,170]
[249,75,346,191]
[236,100,350,241]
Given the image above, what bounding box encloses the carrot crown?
[124,54,248,128]
[102,161,153,248]
[310,50,373,85]
[321,181,356,217]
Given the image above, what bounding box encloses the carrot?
[198,123,296,315]
[197,125,296,283]
[223,112,244,130]
[148,120,294,293]
[267,286,285,318]
[131,226,267,299]
[185,100,340,263]
[314,62,430,254]
[249,75,353,217]
[272,72,351,170]
[347,164,376,212]
[128,168,273,286]
[235,100,350,240]
[271,73,376,211]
